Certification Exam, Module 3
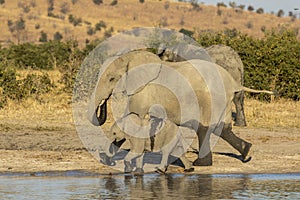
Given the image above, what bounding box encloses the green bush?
[22,73,54,97]
[1,41,79,70]
[197,28,300,101]
[0,63,20,107]
[0,62,54,107]
[1,32,298,102]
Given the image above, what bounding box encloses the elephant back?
[205,44,244,84]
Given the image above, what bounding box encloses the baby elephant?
[103,113,196,174]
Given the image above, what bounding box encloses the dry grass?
[1,93,299,132]
[244,98,300,129]
[0,0,299,47]
[0,93,74,132]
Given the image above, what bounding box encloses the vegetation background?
[0,0,299,129]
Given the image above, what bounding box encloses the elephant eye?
[113,132,116,135]
[109,77,115,82]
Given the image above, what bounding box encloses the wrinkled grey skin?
[160,44,247,126]
[88,51,252,167]
[205,45,246,126]
[159,44,277,126]
[101,113,195,174]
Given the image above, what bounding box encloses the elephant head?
[99,117,129,166]
[99,113,147,166]
[87,50,162,126]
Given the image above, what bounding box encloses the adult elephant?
[88,50,252,166]
[159,44,275,127]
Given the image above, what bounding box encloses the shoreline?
[0,127,299,175]
[1,170,300,177]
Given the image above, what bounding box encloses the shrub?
[256,8,264,14]
[197,28,300,101]
[21,73,54,97]
[95,20,106,30]
[247,5,254,12]
[217,9,222,16]
[164,2,169,10]
[60,2,70,14]
[53,32,63,41]
[0,63,20,107]
[2,41,78,70]
[110,0,117,6]
[191,0,201,11]
[87,27,96,35]
[277,9,284,17]
[0,62,54,107]
[71,0,78,4]
[93,0,103,5]
[179,28,194,38]
[68,14,82,26]
[48,0,54,12]
[39,31,48,42]
[246,21,253,29]
[217,2,227,8]
[35,23,40,29]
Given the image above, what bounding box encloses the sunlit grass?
[1,95,299,132]
[1,68,299,131]
[244,98,300,129]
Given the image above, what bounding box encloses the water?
[0,172,299,199]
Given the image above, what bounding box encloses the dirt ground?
[0,125,299,175]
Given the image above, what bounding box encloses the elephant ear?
[205,45,244,84]
[93,50,162,107]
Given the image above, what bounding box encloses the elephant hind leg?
[233,91,247,127]
[220,124,252,161]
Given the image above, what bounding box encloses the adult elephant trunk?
[88,98,108,126]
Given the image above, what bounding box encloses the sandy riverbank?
[0,126,299,175]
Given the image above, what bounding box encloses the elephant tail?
[242,86,278,95]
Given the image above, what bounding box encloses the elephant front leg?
[180,155,194,172]
[193,125,212,166]
[156,136,179,173]
[134,153,145,175]
[233,91,247,127]
[155,151,170,174]
[124,139,145,173]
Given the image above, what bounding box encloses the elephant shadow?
[214,152,252,163]
[111,149,186,168]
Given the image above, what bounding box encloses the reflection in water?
[0,173,299,199]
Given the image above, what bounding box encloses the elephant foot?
[184,167,194,172]
[133,168,144,175]
[241,142,252,161]
[234,120,247,127]
[155,167,167,174]
[99,153,115,166]
[193,156,212,166]
[124,161,133,173]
